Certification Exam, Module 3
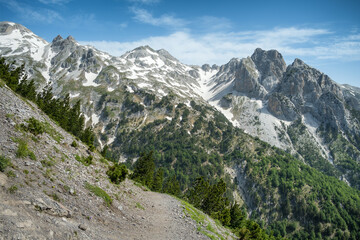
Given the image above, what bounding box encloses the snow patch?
[83,71,100,87]
[108,87,114,92]
[126,85,134,93]
[137,82,151,88]
[91,113,100,125]
[69,93,80,98]
[107,136,116,145]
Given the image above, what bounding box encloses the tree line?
[0,57,95,148]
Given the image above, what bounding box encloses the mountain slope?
[0,78,234,239]
[1,21,360,239]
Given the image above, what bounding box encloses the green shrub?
[84,182,112,206]
[21,117,45,135]
[71,140,78,148]
[75,154,93,166]
[8,185,18,194]
[6,170,16,178]
[16,139,30,158]
[107,164,128,184]
[0,155,11,172]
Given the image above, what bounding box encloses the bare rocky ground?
[0,85,235,240]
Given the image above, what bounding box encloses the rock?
[16,220,33,228]
[251,48,287,92]
[78,224,87,231]
[2,209,17,216]
[69,188,75,195]
[32,197,72,218]
[233,57,267,99]
[0,172,7,186]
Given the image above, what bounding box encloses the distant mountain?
[2,21,360,239]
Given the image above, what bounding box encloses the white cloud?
[1,0,62,23]
[131,7,187,28]
[80,27,360,66]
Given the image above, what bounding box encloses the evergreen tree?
[187,176,210,208]
[131,151,155,187]
[152,168,164,192]
[163,175,181,196]
[230,203,246,228]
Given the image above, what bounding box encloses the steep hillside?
[0,82,235,239]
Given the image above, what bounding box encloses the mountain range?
[1,21,360,239]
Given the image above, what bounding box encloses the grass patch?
[181,200,206,225]
[135,202,145,210]
[21,117,63,143]
[6,170,16,178]
[75,155,93,166]
[16,138,30,158]
[84,182,112,206]
[0,155,11,172]
[8,185,18,194]
[181,199,229,240]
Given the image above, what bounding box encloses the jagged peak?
[52,35,63,42]
[251,48,284,63]
[66,35,75,42]
[292,58,306,67]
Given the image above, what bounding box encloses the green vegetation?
[0,57,95,148]
[8,185,18,194]
[15,138,35,159]
[0,155,11,172]
[71,140,78,148]
[75,154,93,166]
[84,182,112,206]
[135,202,145,210]
[106,163,128,184]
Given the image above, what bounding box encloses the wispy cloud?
[80,27,360,65]
[197,16,232,31]
[130,7,187,28]
[37,0,71,5]
[1,0,62,23]
[128,0,160,4]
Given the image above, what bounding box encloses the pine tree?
[163,175,181,196]
[131,151,155,187]
[187,176,210,208]
[152,168,164,192]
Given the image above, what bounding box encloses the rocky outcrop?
[267,93,298,121]
[233,57,267,99]
[251,48,286,92]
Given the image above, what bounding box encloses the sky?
[1,0,360,87]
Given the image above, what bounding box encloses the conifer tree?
[131,151,155,187]
[152,168,164,192]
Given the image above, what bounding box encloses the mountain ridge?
[1,22,359,191]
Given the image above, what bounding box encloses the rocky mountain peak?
[156,48,178,62]
[52,35,63,42]
[0,22,35,37]
[251,48,286,92]
[292,58,306,67]
[51,34,77,53]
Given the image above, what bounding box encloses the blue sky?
[1,0,360,87]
